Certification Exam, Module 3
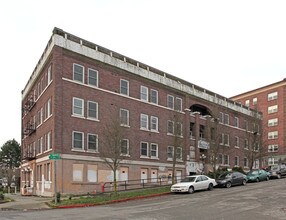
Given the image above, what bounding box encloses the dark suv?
[267,164,286,179]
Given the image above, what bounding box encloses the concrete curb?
[53,192,171,209]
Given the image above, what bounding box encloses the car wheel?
[226,182,231,188]
[277,174,281,179]
[188,186,194,194]
[208,183,214,191]
[266,176,269,181]
[242,179,247,185]
[256,178,260,182]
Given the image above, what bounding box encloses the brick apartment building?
[21,28,261,196]
[231,79,286,166]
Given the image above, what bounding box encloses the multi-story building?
[231,79,286,166]
[21,28,261,196]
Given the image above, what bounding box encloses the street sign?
[49,153,61,160]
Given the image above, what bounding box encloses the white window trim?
[150,143,158,159]
[120,108,130,126]
[73,97,84,117]
[140,142,149,158]
[268,131,278,139]
[150,89,158,104]
[87,101,98,120]
[87,133,98,152]
[73,63,84,83]
[150,116,158,132]
[140,114,149,130]
[268,118,278,127]
[175,97,182,111]
[72,131,84,150]
[268,91,278,101]
[167,120,174,135]
[120,79,129,96]
[88,68,98,87]
[235,136,239,148]
[167,95,174,109]
[140,86,148,102]
[120,139,130,156]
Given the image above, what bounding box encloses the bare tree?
[100,109,126,192]
[242,111,265,171]
[204,111,230,178]
[169,111,184,184]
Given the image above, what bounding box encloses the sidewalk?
[0,193,51,211]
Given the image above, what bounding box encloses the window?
[150,89,158,104]
[87,101,98,120]
[235,136,239,148]
[268,105,278,114]
[121,139,129,155]
[218,154,223,164]
[73,164,83,182]
[73,131,84,150]
[176,147,182,160]
[120,79,129,96]
[268,157,278,165]
[268,131,278,139]
[47,163,51,181]
[167,95,174,109]
[234,117,239,128]
[140,114,148,130]
[73,64,84,83]
[73,97,84,117]
[268,92,278,101]
[87,134,98,151]
[245,120,248,131]
[234,156,239,166]
[48,65,52,84]
[150,143,158,158]
[224,114,229,125]
[252,97,257,105]
[47,98,52,117]
[175,98,182,111]
[219,112,224,123]
[268,144,278,152]
[47,131,52,151]
[243,158,248,167]
[245,100,250,106]
[268,118,278,127]
[167,146,174,159]
[88,68,98,87]
[87,165,97,183]
[120,109,129,126]
[167,120,174,134]
[244,139,249,149]
[224,134,229,146]
[150,116,158,132]
[140,86,148,102]
[223,155,229,165]
[140,142,148,157]
[176,122,183,136]
[37,138,42,154]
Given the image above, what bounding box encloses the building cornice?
[22,27,260,117]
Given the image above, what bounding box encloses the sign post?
[49,153,61,204]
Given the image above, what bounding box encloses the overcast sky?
[0,0,285,146]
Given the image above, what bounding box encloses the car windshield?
[219,173,231,179]
[249,170,259,175]
[181,177,196,182]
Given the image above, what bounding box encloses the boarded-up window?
[87,165,97,182]
[73,164,83,182]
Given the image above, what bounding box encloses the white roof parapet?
[22,28,261,118]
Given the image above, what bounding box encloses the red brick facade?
[231,79,286,166]
[21,28,261,196]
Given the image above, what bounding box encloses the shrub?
[0,192,4,201]
[232,166,246,174]
[56,192,61,203]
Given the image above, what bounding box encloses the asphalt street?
[1,178,286,220]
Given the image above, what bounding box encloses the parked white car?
[171,175,217,194]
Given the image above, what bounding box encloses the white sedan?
[171,175,217,194]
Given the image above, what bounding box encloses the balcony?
[22,151,36,161]
[22,96,36,116]
[23,122,36,136]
